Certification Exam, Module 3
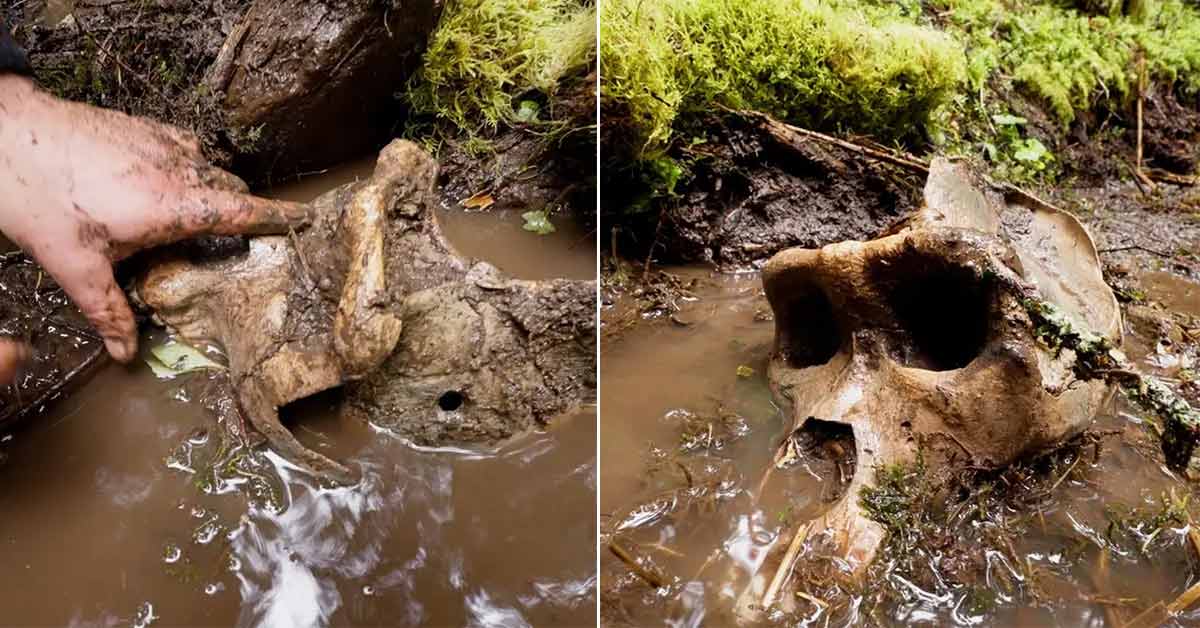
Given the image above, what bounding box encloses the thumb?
[0,338,31,385]
[42,251,137,363]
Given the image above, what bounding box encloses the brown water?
[0,163,597,626]
[600,266,1200,627]
[270,158,595,282]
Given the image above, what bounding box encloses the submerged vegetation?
[407,0,596,140]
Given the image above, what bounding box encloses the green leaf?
[521,210,557,235]
[736,364,755,378]
[982,141,998,162]
[515,100,540,124]
[991,113,1028,126]
[147,341,225,378]
[1013,138,1049,163]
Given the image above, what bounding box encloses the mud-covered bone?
[739,159,1121,616]
[137,140,596,482]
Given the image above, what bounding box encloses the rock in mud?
[738,158,1121,618]
[136,140,596,483]
[208,0,441,177]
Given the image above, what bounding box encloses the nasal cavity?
[438,390,464,412]
[775,284,841,368]
[873,250,992,371]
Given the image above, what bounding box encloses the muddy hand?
[0,76,310,363]
[0,338,31,385]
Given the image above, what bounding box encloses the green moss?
[600,0,967,158]
[934,0,1200,125]
[407,0,596,134]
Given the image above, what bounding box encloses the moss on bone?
[1022,298,1200,470]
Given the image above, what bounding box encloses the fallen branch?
[1145,168,1198,186]
[729,108,931,175]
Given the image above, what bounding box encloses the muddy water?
[0,164,597,626]
[270,158,595,281]
[600,266,1200,627]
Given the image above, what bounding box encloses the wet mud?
[0,165,598,626]
[599,257,1200,626]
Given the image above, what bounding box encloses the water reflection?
[226,422,596,627]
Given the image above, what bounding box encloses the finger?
[41,251,138,363]
[185,163,250,193]
[0,339,31,385]
[151,187,312,246]
[157,125,205,160]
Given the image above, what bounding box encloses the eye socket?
[773,284,841,369]
[873,251,992,371]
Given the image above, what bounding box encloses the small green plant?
[981,113,1055,181]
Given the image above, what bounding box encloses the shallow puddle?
[0,163,597,626]
[600,266,1200,627]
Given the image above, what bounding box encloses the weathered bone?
[739,159,1121,616]
[136,140,596,483]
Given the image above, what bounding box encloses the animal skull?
[136,140,595,483]
[751,159,1121,597]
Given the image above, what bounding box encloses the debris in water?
[522,210,557,235]
[462,191,495,210]
[146,341,224,379]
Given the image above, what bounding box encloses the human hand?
[0,338,30,385]
[0,75,310,364]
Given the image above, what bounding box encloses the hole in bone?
[437,390,465,412]
[782,418,857,502]
[871,249,992,371]
[774,284,841,368]
[277,387,345,427]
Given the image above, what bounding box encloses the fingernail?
[104,337,135,363]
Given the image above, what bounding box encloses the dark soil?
[436,73,598,231]
[10,0,250,168]
[608,116,924,271]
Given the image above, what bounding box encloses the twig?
[731,107,930,175]
[1123,601,1166,628]
[643,204,667,282]
[1134,53,1155,192]
[1169,579,1200,614]
[1047,452,1083,494]
[761,521,812,610]
[1145,169,1198,186]
[608,539,666,589]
